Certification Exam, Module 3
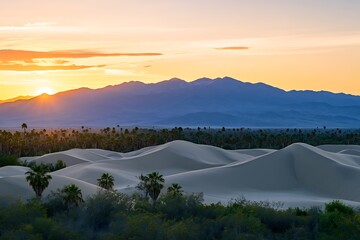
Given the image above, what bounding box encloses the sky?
[0,0,360,100]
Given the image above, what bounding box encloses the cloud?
[52,59,70,65]
[0,49,162,71]
[0,64,106,71]
[0,49,163,62]
[214,46,250,50]
[0,22,57,31]
[0,22,83,33]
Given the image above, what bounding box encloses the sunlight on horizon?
[36,86,55,96]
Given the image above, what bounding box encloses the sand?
[1,140,360,208]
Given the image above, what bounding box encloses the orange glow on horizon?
[36,87,55,96]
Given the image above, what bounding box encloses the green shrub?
[0,154,20,167]
[325,200,354,215]
[84,190,133,230]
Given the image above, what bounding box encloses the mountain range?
[0,95,33,104]
[0,77,359,128]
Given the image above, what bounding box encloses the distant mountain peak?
[1,76,359,127]
[157,77,187,85]
[168,77,185,82]
[105,81,145,89]
[121,81,145,86]
[216,76,241,82]
[155,78,187,89]
[210,77,245,86]
[192,77,213,86]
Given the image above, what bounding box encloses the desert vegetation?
[1,188,359,239]
[3,169,360,239]
[0,126,359,158]
[97,173,115,191]
[25,164,52,199]
[137,172,165,204]
[1,127,360,238]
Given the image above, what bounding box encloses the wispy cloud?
[0,22,56,31]
[0,22,81,34]
[214,46,250,50]
[208,33,360,56]
[0,64,106,71]
[0,49,162,71]
[0,49,162,62]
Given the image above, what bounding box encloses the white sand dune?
[0,172,100,200]
[318,144,360,153]
[53,141,250,188]
[0,166,29,178]
[20,148,117,166]
[232,149,276,157]
[338,149,360,156]
[2,140,360,208]
[167,143,360,207]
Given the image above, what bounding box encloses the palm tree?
[97,172,115,190]
[54,160,66,170]
[167,183,183,197]
[62,184,84,208]
[137,174,150,198]
[21,123,28,133]
[25,165,52,199]
[147,172,165,204]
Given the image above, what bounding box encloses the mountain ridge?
[0,95,34,104]
[0,77,359,127]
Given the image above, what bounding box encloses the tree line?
[1,125,359,157]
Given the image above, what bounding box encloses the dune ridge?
[1,140,360,208]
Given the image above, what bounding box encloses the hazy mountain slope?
[0,77,359,127]
[0,95,34,104]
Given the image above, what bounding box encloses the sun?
[36,87,55,96]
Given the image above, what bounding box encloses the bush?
[84,190,133,230]
[0,154,20,167]
[120,213,164,240]
[24,160,66,172]
[158,192,204,220]
[325,200,354,215]
[2,194,360,239]
[43,189,68,216]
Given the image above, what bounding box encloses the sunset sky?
[0,0,359,100]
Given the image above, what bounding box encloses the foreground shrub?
[2,195,360,239]
[0,154,20,167]
[157,192,204,220]
[325,200,354,215]
[84,190,133,230]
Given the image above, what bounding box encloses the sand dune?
[232,149,276,157]
[0,173,100,200]
[167,143,360,207]
[0,166,29,178]
[318,144,360,153]
[338,149,360,156]
[20,148,117,166]
[1,140,360,208]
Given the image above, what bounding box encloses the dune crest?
[1,140,360,207]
